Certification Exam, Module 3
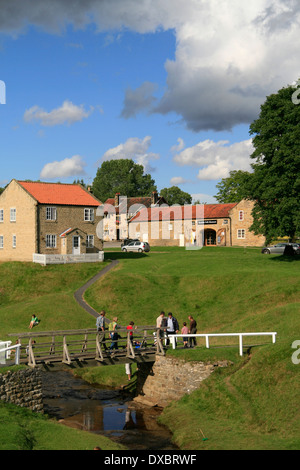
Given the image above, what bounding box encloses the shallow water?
[41,370,177,450]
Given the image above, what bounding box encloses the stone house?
[0,180,104,262]
[128,199,265,247]
[102,191,167,241]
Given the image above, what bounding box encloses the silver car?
[261,243,300,255]
[121,241,150,253]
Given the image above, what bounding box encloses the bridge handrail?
[0,344,21,365]
[7,326,157,339]
[6,327,165,368]
[169,332,277,356]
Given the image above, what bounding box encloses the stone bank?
[134,355,230,407]
[0,368,43,412]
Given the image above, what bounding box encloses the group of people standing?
[95,310,136,351]
[156,311,198,348]
[96,309,198,351]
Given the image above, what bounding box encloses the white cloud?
[170,138,185,154]
[170,176,189,185]
[174,138,254,181]
[101,136,160,172]
[3,1,300,131]
[40,155,87,179]
[24,100,93,126]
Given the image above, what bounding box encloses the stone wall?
[0,368,43,412]
[134,355,230,407]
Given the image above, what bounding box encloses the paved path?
[74,259,119,319]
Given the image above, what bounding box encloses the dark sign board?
[198,220,218,225]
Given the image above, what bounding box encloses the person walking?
[96,310,107,350]
[109,317,119,351]
[166,312,179,346]
[188,315,197,348]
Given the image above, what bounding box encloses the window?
[0,236,3,249]
[84,208,94,221]
[46,234,57,248]
[46,207,57,220]
[0,209,3,222]
[10,208,16,222]
[239,210,244,221]
[86,235,94,248]
[12,235,16,248]
[237,229,245,239]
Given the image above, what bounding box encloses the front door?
[205,229,216,246]
[72,235,80,255]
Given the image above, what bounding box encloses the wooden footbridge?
[7,327,165,370]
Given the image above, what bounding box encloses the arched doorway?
[204,229,216,246]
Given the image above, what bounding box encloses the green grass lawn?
[0,248,299,450]
[86,247,300,450]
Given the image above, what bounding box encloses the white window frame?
[0,235,3,249]
[0,209,3,222]
[46,234,57,248]
[10,208,16,222]
[237,229,246,239]
[46,207,57,221]
[12,235,16,248]
[84,208,94,222]
[239,210,244,221]
[86,235,94,248]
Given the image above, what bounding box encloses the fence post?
[15,345,20,365]
[205,335,209,349]
[239,334,243,356]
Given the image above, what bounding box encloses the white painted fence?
[33,251,104,266]
[0,343,21,365]
[169,332,277,356]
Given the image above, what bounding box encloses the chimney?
[115,193,120,206]
[151,191,158,205]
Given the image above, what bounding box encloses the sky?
[0,0,299,203]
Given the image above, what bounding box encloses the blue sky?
[0,0,299,203]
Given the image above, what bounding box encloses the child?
[181,322,189,348]
[29,315,39,329]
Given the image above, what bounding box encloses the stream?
[40,370,178,450]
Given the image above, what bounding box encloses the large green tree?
[214,170,252,203]
[92,159,157,202]
[247,82,300,243]
[160,186,192,205]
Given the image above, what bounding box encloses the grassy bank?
[0,260,127,450]
[0,401,125,450]
[85,247,300,449]
[0,248,299,449]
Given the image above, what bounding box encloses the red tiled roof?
[130,204,237,222]
[18,181,101,206]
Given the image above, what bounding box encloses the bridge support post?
[62,336,71,365]
[95,333,104,362]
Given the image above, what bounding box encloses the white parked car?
[121,241,150,253]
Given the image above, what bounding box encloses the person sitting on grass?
[29,315,40,329]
